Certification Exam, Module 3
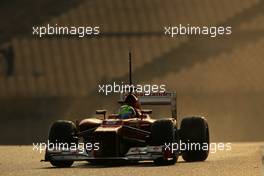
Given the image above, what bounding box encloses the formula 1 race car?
[43,53,209,167]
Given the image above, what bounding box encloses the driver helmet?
[118,105,136,119]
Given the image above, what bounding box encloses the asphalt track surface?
[0,143,263,176]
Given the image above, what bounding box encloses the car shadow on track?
[40,161,169,169]
[40,160,209,169]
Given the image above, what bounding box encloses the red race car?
[43,53,209,167]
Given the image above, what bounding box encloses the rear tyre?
[180,116,209,162]
[151,119,178,165]
[47,120,77,167]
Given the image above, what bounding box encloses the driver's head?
[118,105,136,119]
[124,93,141,109]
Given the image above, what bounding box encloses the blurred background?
[0,0,263,144]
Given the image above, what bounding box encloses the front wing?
[43,146,164,162]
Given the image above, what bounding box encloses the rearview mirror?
[96,110,107,119]
[142,109,152,114]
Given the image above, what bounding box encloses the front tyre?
[151,119,178,165]
[180,116,209,162]
[46,120,77,167]
[50,160,74,168]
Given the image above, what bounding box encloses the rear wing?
[119,92,177,120]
